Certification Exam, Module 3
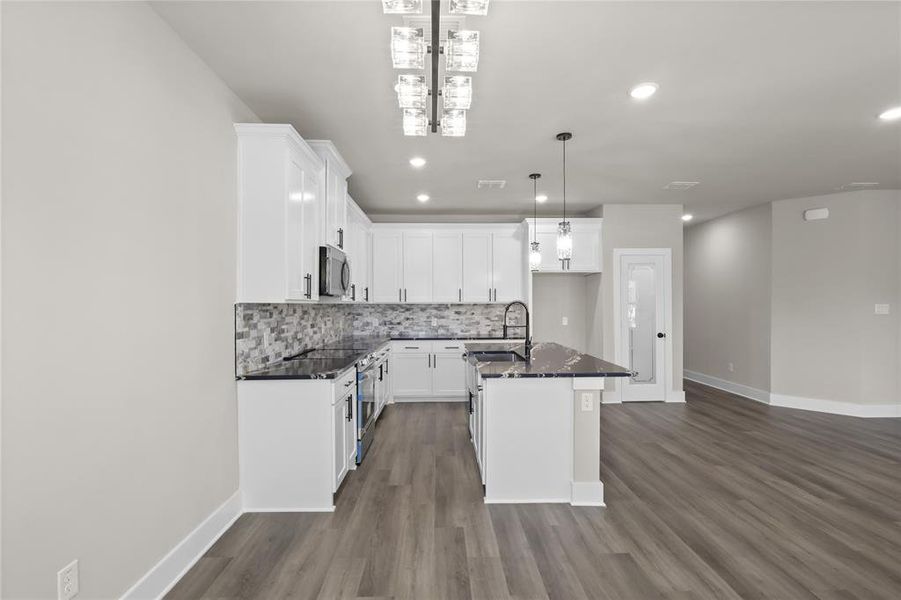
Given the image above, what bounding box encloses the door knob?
[657,332,666,339]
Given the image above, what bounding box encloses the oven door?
[356,367,376,463]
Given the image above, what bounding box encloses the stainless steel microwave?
[319,245,350,297]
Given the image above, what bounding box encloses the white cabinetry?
[346,198,371,302]
[392,341,467,400]
[309,140,352,251]
[370,225,527,304]
[529,218,602,273]
[236,123,323,302]
[371,231,403,302]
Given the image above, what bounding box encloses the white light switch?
[562,316,568,326]
[581,392,593,412]
[875,304,890,315]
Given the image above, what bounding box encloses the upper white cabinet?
[346,198,371,302]
[370,225,527,304]
[528,218,603,273]
[236,123,323,303]
[371,231,403,302]
[309,140,352,251]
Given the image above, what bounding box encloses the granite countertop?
[465,341,632,379]
[239,334,517,380]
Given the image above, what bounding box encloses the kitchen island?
[464,341,630,506]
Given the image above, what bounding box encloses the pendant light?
[529,173,542,270]
[556,132,573,266]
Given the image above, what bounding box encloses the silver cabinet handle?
[364,287,369,302]
[427,354,431,368]
[404,288,407,302]
[404,346,420,350]
[459,288,462,302]
[398,288,402,302]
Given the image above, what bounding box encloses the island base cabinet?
[392,341,467,401]
[482,378,574,504]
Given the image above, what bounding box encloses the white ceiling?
[152,1,901,222]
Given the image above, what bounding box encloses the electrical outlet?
[431,317,438,326]
[728,362,734,373]
[562,316,568,326]
[581,392,593,412]
[58,560,79,600]
[875,304,890,315]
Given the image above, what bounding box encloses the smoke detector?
[477,179,507,190]
[663,181,700,191]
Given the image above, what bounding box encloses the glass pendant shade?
[556,221,572,260]
[395,74,427,109]
[449,0,489,16]
[403,108,427,136]
[391,27,425,70]
[442,76,472,110]
[382,0,423,14]
[445,30,480,72]
[441,109,467,136]
[529,241,542,270]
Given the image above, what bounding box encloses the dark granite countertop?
[465,341,632,379]
[239,334,518,380]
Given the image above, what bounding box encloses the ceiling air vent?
[842,182,879,190]
[663,181,700,191]
[477,179,507,190]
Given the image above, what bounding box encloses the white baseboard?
[243,506,335,513]
[684,370,900,418]
[770,393,900,419]
[684,370,772,405]
[121,490,242,600]
[601,390,621,404]
[484,497,571,504]
[571,481,605,507]
[665,390,686,403]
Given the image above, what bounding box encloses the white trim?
[121,491,243,600]
[571,481,605,506]
[601,391,622,404]
[770,394,900,419]
[571,378,606,391]
[242,506,336,513]
[612,248,677,402]
[484,497,572,504]
[684,370,772,404]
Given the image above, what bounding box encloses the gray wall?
[532,274,590,353]
[599,204,685,393]
[2,3,258,597]
[685,204,773,391]
[770,191,900,405]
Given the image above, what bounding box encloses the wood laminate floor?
[168,381,901,599]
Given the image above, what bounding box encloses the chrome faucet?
[503,301,532,357]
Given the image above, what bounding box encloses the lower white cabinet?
[392,341,468,400]
[238,367,357,511]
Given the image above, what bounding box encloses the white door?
[432,232,463,302]
[403,232,433,302]
[392,352,433,398]
[371,232,403,302]
[432,350,467,396]
[462,232,492,302]
[616,251,669,402]
[491,230,525,303]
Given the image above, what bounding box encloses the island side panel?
[483,378,573,503]
[572,384,604,506]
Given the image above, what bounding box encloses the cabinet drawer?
[393,341,432,354]
[435,341,465,352]
[334,367,357,402]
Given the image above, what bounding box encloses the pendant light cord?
[533,177,538,242]
[562,137,567,222]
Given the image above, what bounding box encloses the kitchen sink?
[469,351,527,363]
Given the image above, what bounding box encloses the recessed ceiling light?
[878,106,901,121]
[409,156,427,168]
[417,193,430,202]
[682,214,693,222]
[536,194,548,203]
[630,82,658,100]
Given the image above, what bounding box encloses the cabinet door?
[344,390,356,469]
[568,229,601,272]
[402,232,433,302]
[301,166,321,300]
[333,399,347,490]
[285,155,308,300]
[432,232,463,302]
[432,351,467,396]
[334,180,348,250]
[371,232,403,302]
[462,232,492,302]
[491,230,525,303]
[536,230,561,272]
[392,352,432,398]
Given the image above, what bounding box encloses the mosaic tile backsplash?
[235,302,525,375]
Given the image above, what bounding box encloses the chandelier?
[383,0,489,136]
